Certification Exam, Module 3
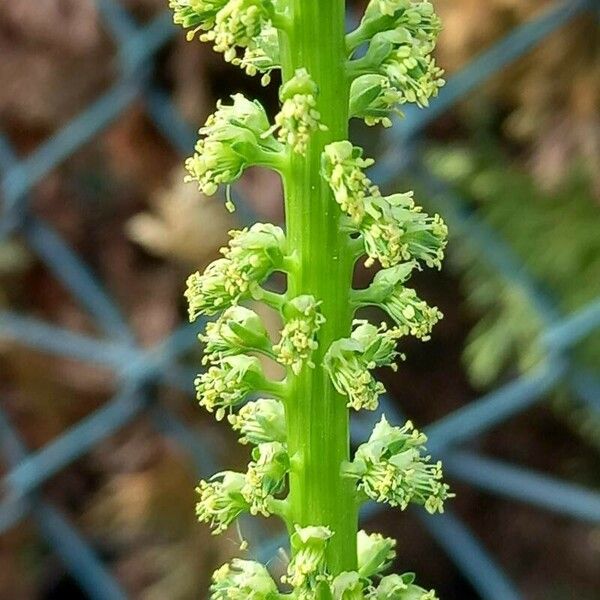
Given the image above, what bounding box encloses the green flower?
[325,320,402,411]
[228,397,286,445]
[170,0,228,35]
[234,23,280,84]
[242,441,289,515]
[349,74,403,127]
[357,262,442,340]
[270,69,327,154]
[211,559,280,599]
[274,295,325,374]
[374,573,438,600]
[196,471,249,534]
[194,355,271,420]
[357,530,396,578]
[184,94,283,199]
[201,305,272,364]
[185,223,287,319]
[282,525,333,590]
[347,416,452,513]
[321,141,379,223]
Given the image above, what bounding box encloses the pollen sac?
[184,94,283,199]
[201,305,272,364]
[211,558,280,599]
[274,295,325,375]
[242,441,289,515]
[357,530,397,579]
[272,68,327,154]
[325,320,403,411]
[228,397,286,445]
[347,415,452,513]
[196,471,250,534]
[282,525,333,591]
[365,263,442,340]
[185,223,287,319]
[194,354,269,420]
[373,573,438,600]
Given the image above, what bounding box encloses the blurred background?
[0,0,599,598]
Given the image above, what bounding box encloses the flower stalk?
[171,0,451,597]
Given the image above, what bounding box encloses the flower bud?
[211,558,280,599]
[350,74,403,127]
[201,306,271,363]
[195,355,269,420]
[196,471,249,534]
[374,573,438,600]
[282,525,333,590]
[325,321,402,411]
[242,441,289,515]
[274,295,325,374]
[348,416,452,513]
[228,398,286,445]
[357,530,396,578]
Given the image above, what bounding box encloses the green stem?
[280,0,358,577]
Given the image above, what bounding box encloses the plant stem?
[280,0,358,576]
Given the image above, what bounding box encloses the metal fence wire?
[1,1,600,599]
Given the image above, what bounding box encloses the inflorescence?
[171,0,451,598]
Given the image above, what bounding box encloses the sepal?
[274,295,325,374]
[211,558,281,599]
[330,571,365,600]
[357,530,396,579]
[228,398,286,445]
[373,573,438,600]
[201,306,272,363]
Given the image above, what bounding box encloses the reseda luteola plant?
[170,0,451,597]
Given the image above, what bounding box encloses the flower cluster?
[228,397,286,445]
[269,69,327,154]
[200,305,272,363]
[211,559,280,600]
[184,94,283,199]
[196,471,249,534]
[357,262,442,340]
[273,295,325,375]
[347,0,444,126]
[194,355,270,420]
[345,416,452,513]
[242,441,289,515]
[322,141,447,269]
[185,224,287,319]
[325,320,403,411]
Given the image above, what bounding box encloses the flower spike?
[325,320,403,411]
[274,295,325,374]
[345,415,452,513]
[228,398,286,445]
